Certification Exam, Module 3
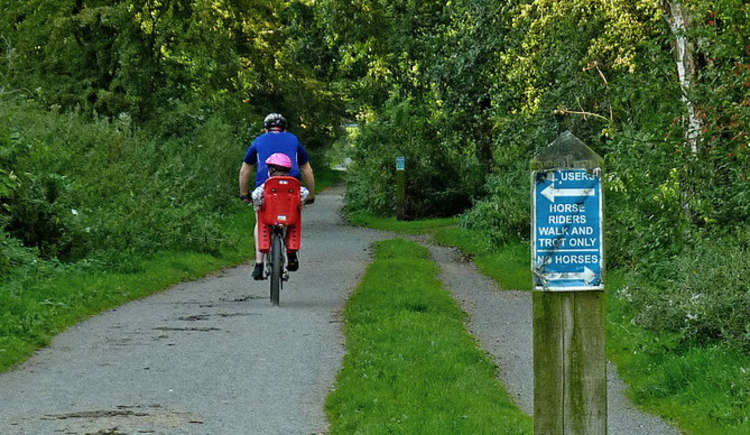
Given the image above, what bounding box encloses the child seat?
[257,176,302,253]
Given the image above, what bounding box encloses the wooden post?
[396,156,406,220]
[531,132,606,434]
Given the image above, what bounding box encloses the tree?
[661,1,703,154]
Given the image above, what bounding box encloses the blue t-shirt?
[243,131,310,187]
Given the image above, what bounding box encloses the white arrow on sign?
[540,183,594,203]
[543,266,597,284]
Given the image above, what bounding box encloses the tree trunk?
[474,96,494,170]
[662,1,702,153]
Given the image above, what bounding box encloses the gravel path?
[0,186,385,435]
[427,243,681,435]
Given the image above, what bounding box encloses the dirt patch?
[39,405,201,434]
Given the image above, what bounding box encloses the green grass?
[349,212,750,434]
[326,239,531,434]
[312,162,345,192]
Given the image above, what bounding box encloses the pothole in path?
[40,405,202,434]
[456,251,475,263]
[152,326,222,332]
[177,312,261,321]
[220,295,266,302]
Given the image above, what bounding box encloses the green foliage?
[0,0,344,144]
[326,239,531,434]
[0,231,37,279]
[0,97,241,264]
[323,0,749,352]
[344,97,484,218]
[679,1,750,229]
[6,172,91,260]
[460,160,530,246]
[623,234,750,351]
[603,128,693,268]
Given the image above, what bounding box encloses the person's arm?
[300,162,315,202]
[239,162,254,202]
[251,184,265,207]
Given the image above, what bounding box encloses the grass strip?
[326,238,531,434]
[347,214,531,290]
[0,169,343,373]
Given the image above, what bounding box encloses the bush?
[460,160,530,245]
[0,97,242,270]
[0,227,41,279]
[622,234,750,351]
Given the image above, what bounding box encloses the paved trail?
[0,187,678,434]
[0,186,385,434]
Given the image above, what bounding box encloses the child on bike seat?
[251,153,309,210]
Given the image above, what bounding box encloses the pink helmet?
[265,153,292,169]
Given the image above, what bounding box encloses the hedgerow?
[0,97,241,274]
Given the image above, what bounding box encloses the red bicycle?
[256,176,303,305]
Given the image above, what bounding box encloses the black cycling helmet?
[263,113,287,130]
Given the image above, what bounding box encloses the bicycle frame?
[265,225,287,304]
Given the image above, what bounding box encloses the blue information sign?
[532,168,603,291]
[396,156,405,171]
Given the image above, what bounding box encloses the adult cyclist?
[239,113,315,280]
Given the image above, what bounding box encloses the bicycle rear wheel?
[269,231,283,305]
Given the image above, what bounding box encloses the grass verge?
[325,239,531,434]
[345,212,749,434]
[0,169,343,374]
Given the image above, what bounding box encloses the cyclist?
[239,113,315,280]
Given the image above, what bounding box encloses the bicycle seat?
[258,176,302,226]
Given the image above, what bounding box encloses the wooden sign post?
[531,131,606,434]
[396,156,407,220]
